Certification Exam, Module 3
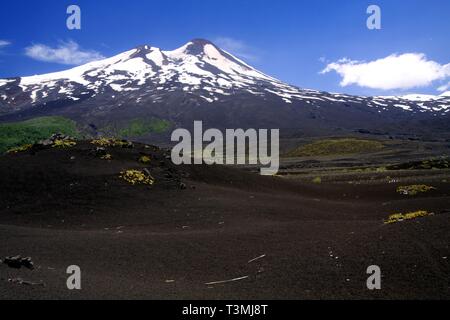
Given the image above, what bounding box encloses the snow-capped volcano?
[2,39,285,104]
[0,39,449,138]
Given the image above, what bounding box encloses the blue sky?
[0,0,449,96]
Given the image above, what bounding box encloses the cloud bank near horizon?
[321,53,450,92]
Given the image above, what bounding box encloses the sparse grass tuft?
[384,210,432,224]
[91,138,133,148]
[101,154,112,160]
[397,185,436,196]
[90,138,112,147]
[7,144,33,154]
[120,170,154,186]
[52,139,76,148]
[139,155,151,164]
[312,177,322,184]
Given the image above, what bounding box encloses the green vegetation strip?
[100,118,171,138]
[286,138,384,157]
[0,116,79,153]
[387,159,450,170]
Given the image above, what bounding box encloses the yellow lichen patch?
[7,144,33,154]
[120,170,154,186]
[91,138,132,148]
[384,210,432,224]
[52,139,77,148]
[397,185,436,196]
[139,155,151,164]
[101,154,113,160]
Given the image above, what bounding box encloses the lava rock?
[2,256,34,270]
[93,147,107,157]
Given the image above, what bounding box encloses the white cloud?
[25,40,104,65]
[0,40,11,47]
[437,81,450,92]
[321,53,450,91]
[214,37,258,62]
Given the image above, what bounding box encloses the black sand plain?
[0,140,449,299]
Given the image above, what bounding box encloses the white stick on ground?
[248,254,266,264]
[205,276,249,286]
